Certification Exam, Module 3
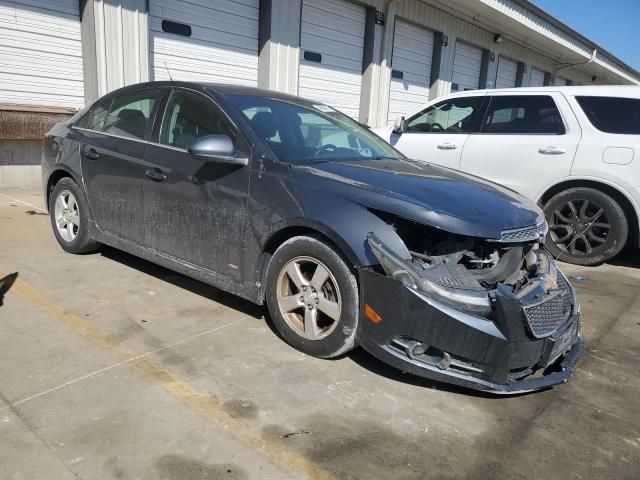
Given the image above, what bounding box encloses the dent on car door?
[389,96,484,167]
[75,89,161,243]
[142,89,251,282]
[459,94,580,200]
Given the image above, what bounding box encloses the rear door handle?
[145,168,167,182]
[83,147,99,160]
[538,146,566,155]
[437,142,458,150]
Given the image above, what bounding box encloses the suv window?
[576,96,640,134]
[161,90,236,149]
[482,95,565,134]
[102,90,159,140]
[405,97,483,134]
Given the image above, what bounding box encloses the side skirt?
[89,222,262,305]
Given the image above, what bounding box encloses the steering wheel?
[430,123,444,132]
[313,144,338,156]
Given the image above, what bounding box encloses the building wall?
[1,0,639,188]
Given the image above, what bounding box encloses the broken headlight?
[368,233,491,317]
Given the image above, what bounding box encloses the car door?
[142,88,251,282]
[459,93,581,200]
[388,95,485,168]
[74,88,161,243]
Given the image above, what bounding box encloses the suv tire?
[543,187,627,266]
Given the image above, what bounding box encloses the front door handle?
[145,168,167,182]
[437,142,458,150]
[539,146,566,155]
[83,147,99,160]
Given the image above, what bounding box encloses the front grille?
[522,273,574,338]
[500,222,547,243]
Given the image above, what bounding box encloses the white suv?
[373,86,640,265]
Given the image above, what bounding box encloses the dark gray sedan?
[42,82,583,393]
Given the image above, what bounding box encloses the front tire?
[49,177,100,254]
[543,187,627,266]
[265,236,359,359]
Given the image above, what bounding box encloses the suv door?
[142,88,251,282]
[389,95,485,167]
[459,93,581,200]
[74,88,161,243]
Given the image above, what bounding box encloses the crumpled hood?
[293,158,544,240]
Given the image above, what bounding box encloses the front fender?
[261,193,411,267]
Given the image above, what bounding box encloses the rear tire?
[265,236,359,359]
[49,177,100,254]
[543,187,627,266]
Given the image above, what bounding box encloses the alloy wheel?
[276,256,342,341]
[54,190,80,243]
[548,199,610,256]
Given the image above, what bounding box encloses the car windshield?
[226,94,403,164]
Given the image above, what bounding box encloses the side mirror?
[393,116,406,134]
[188,135,248,166]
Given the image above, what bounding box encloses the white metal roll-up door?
[554,76,569,86]
[0,0,84,109]
[387,20,434,124]
[495,56,517,88]
[451,41,482,92]
[529,68,545,87]
[149,0,259,86]
[299,0,366,119]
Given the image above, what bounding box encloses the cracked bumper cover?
[358,243,584,394]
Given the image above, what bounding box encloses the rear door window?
[576,96,640,134]
[482,95,565,134]
[102,90,160,140]
[76,98,111,131]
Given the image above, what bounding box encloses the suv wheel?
[265,236,359,358]
[49,177,100,254]
[543,187,627,266]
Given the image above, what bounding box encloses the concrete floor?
[0,190,639,480]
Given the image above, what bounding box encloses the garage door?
[495,56,517,89]
[387,20,434,124]
[529,68,545,87]
[149,0,259,86]
[451,41,482,92]
[0,0,84,108]
[298,0,366,119]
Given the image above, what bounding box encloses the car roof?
[447,85,640,99]
[111,81,309,103]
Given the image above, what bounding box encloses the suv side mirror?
[393,116,406,134]
[188,135,248,166]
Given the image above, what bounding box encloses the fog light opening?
[402,339,451,370]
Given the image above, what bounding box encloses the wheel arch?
[255,221,363,304]
[538,178,640,247]
[45,167,80,211]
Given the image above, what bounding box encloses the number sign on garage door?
[387,20,434,124]
[451,41,482,92]
[298,0,366,119]
[149,0,259,86]
[495,56,517,88]
[529,68,545,87]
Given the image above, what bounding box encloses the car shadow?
[98,246,541,398]
[99,246,264,319]
[608,246,640,269]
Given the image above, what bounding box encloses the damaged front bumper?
[359,235,584,394]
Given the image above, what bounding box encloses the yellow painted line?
[8,277,336,480]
